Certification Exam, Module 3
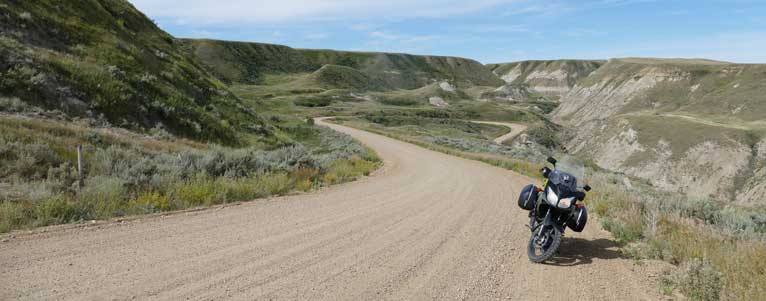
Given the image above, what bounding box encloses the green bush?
[218,177,268,203]
[78,177,127,219]
[664,259,723,301]
[294,96,332,107]
[260,173,295,196]
[0,202,25,232]
[601,217,644,245]
[379,96,420,106]
[127,191,171,214]
[33,196,80,227]
[171,176,219,208]
[0,96,31,112]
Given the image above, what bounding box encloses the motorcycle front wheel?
[527,225,562,263]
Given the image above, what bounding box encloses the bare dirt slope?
[0,119,663,300]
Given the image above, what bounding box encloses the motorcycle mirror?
[540,167,551,178]
[583,185,591,192]
[546,157,557,165]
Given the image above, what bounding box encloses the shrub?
[295,179,313,191]
[601,216,644,245]
[5,141,61,180]
[171,176,219,208]
[322,156,378,185]
[34,196,80,227]
[128,191,171,214]
[718,206,766,238]
[260,173,294,196]
[291,168,318,191]
[323,172,338,185]
[294,96,332,107]
[664,259,722,301]
[78,177,127,219]
[219,178,260,203]
[0,97,31,112]
[0,202,25,232]
[677,198,722,225]
[379,97,420,106]
[262,145,319,172]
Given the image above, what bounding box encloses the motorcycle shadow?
[545,237,625,266]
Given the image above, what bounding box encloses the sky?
[128,0,766,64]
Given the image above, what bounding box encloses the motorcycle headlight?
[546,187,574,208]
[557,197,575,208]
[546,187,558,206]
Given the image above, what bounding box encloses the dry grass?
[0,116,381,233]
[587,174,766,300]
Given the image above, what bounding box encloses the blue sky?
[129,0,766,64]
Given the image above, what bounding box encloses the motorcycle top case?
[518,184,538,211]
[567,205,588,232]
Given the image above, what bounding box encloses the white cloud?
[129,0,522,24]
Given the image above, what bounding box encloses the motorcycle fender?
[543,213,565,234]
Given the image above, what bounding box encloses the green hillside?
[0,0,381,233]
[179,39,313,84]
[182,39,504,89]
[0,0,271,144]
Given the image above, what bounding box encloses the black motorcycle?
[517,157,591,263]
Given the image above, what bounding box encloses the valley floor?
[0,119,665,300]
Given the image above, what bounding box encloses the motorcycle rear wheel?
[527,226,562,263]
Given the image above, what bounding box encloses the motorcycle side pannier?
[518,184,538,211]
[567,205,588,232]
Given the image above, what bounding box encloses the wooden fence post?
[77,144,84,189]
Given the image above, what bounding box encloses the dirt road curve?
[0,119,663,300]
[472,121,528,144]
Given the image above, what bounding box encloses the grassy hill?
[178,39,313,84]
[0,0,381,234]
[0,0,271,144]
[182,39,504,89]
[308,64,384,91]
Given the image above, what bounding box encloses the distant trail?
[623,112,766,130]
[472,121,528,144]
[0,118,662,300]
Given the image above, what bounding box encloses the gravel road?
[0,118,663,300]
[471,121,528,144]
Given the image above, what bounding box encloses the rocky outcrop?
[736,138,766,204]
[554,64,692,125]
[488,60,603,100]
[553,59,766,201]
[479,85,540,102]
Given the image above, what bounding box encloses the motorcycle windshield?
[548,170,578,194]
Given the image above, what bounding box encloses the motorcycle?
[517,156,591,263]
